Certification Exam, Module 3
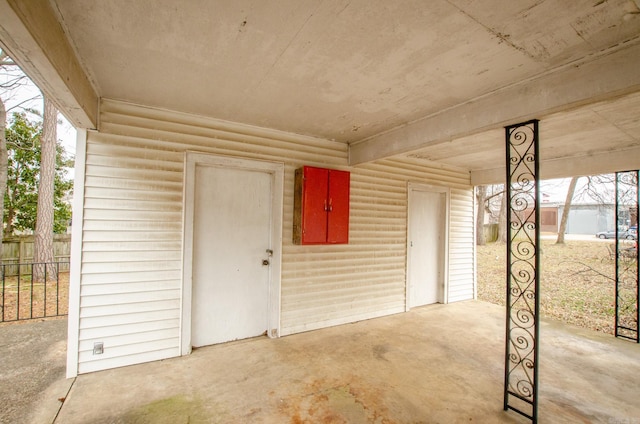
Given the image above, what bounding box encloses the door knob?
[262,259,270,266]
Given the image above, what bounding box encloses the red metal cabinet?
[293,166,350,245]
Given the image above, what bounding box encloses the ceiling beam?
[0,0,98,128]
[349,41,640,165]
[471,145,640,186]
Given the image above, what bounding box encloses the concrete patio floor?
[33,301,640,423]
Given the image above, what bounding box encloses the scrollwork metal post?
[615,170,639,343]
[504,120,540,423]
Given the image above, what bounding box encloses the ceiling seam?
[443,0,541,62]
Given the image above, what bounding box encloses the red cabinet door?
[293,166,350,245]
[327,169,350,244]
[300,166,329,244]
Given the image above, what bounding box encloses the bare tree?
[556,176,580,244]
[475,184,506,244]
[0,95,6,261]
[476,186,487,245]
[575,174,616,204]
[497,191,508,243]
[0,49,22,261]
[559,174,618,240]
[33,97,57,280]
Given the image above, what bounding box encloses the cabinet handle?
[328,198,333,212]
[324,199,328,211]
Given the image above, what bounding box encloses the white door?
[408,187,447,308]
[191,164,272,347]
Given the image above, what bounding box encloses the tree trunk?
[556,176,580,244]
[33,98,57,281]
[0,97,7,262]
[497,191,508,243]
[4,171,20,237]
[476,186,487,245]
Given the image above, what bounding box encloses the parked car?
[596,229,637,240]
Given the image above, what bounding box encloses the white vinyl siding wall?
[74,99,474,373]
[448,189,476,302]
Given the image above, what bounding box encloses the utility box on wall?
[293,166,350,245]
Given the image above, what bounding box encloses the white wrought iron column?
[504,119,540,423]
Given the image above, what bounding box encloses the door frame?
[180,152,284,355]
[405,182,450,311]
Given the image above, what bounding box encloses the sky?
[1,67,77,156]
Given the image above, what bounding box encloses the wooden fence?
[2,234,71,264]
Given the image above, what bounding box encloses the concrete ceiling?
[1,0,639,183]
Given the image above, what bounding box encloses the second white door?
[408,187,447,308]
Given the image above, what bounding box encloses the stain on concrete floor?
[122,395,212,424]
[277,377,397,424]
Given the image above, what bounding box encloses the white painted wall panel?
[73,99,474,373]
